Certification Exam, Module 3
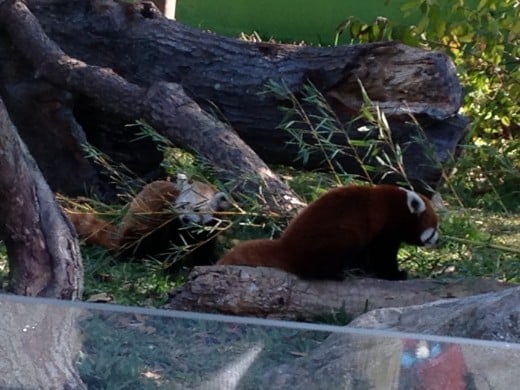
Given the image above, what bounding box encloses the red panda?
[217,185,439,280]
[67,173,230,265]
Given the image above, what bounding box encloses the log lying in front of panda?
[167,266,515,320]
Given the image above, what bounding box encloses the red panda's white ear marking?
[400,188,426,215]
[175,172,189,190]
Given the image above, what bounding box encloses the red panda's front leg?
[356,237,407,280]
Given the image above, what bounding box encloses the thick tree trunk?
[166,266,513,321]
[0,95,83,298]
[0,296,86,389]
[0,0,467,212]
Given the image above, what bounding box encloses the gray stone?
[262,287,520,389]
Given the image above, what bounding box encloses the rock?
[262,287,520,389]
[351,286,520,342]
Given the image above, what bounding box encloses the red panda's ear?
[402,188,426,215]
[175,172,189,189]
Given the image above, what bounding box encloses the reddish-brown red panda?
[67,173,230,265]
[217,185,439,280]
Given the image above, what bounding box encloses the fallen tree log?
[166,266,514,321]
[0,0,467,213]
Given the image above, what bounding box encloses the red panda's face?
[402,188,439,247]
[174,174,230,225]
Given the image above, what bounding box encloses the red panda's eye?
[179,215,192,224]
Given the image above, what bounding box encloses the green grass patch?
[77,311,330,389]
[400,208,520,282]
[81,246,182,306]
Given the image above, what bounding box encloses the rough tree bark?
[0,0,467,214]
[166,266,514,321]
[0,96,83,298]
[0,296,86,389]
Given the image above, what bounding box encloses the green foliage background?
[401,0,518,141]
[337,0,519,211]
[339,0,519,139]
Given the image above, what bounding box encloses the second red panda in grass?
[217,185,439,280]
[67,173,230,265]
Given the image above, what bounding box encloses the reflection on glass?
[0,294,518,389]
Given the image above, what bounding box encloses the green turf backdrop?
[175,0,415,44]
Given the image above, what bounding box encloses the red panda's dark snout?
[419,205,439,247]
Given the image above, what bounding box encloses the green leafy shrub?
[399,0,519,141]
[337,0,519,141]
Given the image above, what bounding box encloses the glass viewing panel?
[0,294,518,389]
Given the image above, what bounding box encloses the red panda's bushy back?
[218,184,439,280]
